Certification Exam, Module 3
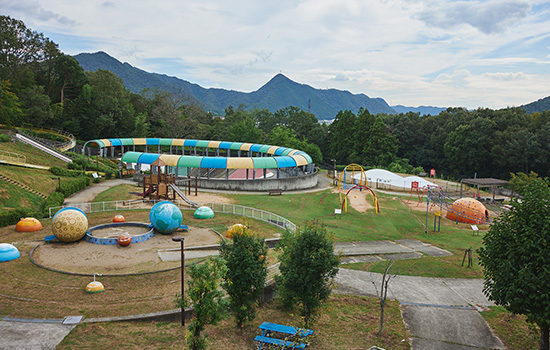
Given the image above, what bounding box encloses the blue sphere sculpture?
[149,201,183,234]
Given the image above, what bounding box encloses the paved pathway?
[334,269,504,349]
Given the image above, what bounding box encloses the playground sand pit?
[32,225,222,275]
[332,188,373,212]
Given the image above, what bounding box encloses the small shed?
[460,178,510,201]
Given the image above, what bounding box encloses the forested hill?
[521,96,550,114]
[74,51,396,119]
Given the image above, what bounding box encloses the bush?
[0,208,43,227]
[276,222,340,327]
[0,133,10,142]
[50,166,86,178]
[42,191,65,216]
[219,227,268,328]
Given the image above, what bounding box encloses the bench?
[254,335,306,349]
[268,189,282,196]
[259,322,313,338]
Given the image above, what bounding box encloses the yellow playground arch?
[337,164,379,214]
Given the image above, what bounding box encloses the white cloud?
[417,0,531,34]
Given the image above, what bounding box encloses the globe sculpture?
[194,206,215,219]
[51,208,88,242]
[149,201,183,234]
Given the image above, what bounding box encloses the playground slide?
[169,183,199,208]
[15,133,72,163]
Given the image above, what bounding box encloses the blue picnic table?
[255,322,313,349]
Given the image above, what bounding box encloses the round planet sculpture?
[446,198,489,224]
[15,217,42,232]
[113,214,125,223]
[117,233,132,247]
[194,206,215,219]
[0,243,20,262]
[226,223,245,239]
[51,207,88,242]
[149,201,183,234]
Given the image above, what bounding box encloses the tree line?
[2,15,549,180]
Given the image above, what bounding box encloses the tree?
[178,257,229,350]
[0,15,59,81]
[478,179,550,350]
[372,260,396,335]
[0,80,22,126]
[276,222,340,327]
[219,226,268,328]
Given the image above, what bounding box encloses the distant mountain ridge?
[521,96,550,114]
[74,51,397,119]
[391,105,447,116]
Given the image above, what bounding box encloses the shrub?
[276,222,340,327]
[0,133,10,142]
[219,227,268,328]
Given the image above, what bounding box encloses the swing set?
[337,164,379,214]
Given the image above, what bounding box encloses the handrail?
[0,150,26,164]
[48,199,296,232]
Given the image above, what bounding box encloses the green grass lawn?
[0,139,67,167]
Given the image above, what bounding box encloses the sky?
[3,0,550,109]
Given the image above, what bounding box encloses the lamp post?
[172,236,185,326]
[51,177,60,192]
[331,159,336,185]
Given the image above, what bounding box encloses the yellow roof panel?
[291,155,308,166]
[158,154,182,166]
[227,157,254,169]
[171,139,185,146]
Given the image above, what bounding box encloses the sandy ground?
[33,225,221,274]
[331,187,374,212]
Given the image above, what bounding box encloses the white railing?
[0,150,26,164]
[48,199,296,232]
[266,262,281,284]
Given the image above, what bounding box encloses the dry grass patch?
[58,295,410,350]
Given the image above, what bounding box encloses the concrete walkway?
[334,269,504,349]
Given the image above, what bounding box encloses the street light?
[330,159,336,185]
[51,177,61,192]
[172,236,185,326]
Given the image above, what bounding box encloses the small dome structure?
[16,217,42,232]
[446,198,488,224]
[194,206,215,219]
[0,243,20,262]
[85,281,105,293]
[113,215,125,223]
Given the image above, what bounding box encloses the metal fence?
[0,150,26,164]
[48,199,296,232]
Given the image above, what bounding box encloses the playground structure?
[81,138,317,191]
[424,187,493,225]
[337,164,379,214]
[142,158,199,207]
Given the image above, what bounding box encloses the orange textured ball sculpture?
[113,215,125,223]
[446,198,488,224]
[16,217,42,232]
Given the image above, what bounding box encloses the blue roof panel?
[200,157,227,169]
[184,139,198,147]
[137,153,160,164]
[275,156,297,168]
